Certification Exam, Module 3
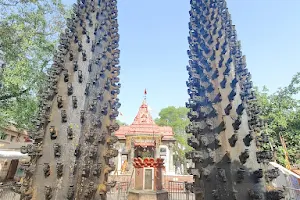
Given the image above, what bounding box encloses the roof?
[292,169,300,176]
[0,150,30,160]
[269,162,300,179]
[115,99,175,140]
[1,125,29,136]
[0,142,33,150]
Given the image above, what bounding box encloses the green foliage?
[116,120,128,126]
[256,72,300,165]
[155,106,189,133]
[0,0,69,129]
[155,106,192,166]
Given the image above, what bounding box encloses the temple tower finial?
[144,88,147,101]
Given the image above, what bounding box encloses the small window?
[0,131,7,140]
[160,148,166,153]
[10,135,16,142]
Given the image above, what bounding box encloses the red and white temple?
[114,98,176,174]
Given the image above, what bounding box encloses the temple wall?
[161,141,175,174]
[0,159,25,181]
[0,126,30,181]
[0,159,11,181]
[0,126,29,144]
[113,139,176,174]
[159,144,169,172]
[113,141,128,174]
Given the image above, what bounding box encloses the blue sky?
[62,0,300,124]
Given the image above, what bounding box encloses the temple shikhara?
[114,96,176,175]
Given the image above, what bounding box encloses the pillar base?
[128,190,169,200]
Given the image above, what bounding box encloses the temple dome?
[114,99,175,141]
[131,99,155,125]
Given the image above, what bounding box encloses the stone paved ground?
[0,189,195,200]
[0,181,195,200]
[0,189,20,200]
[106,191,195,200]
[168,193,195,200]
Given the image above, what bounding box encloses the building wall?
[114,140,175,174]
[161,141,175,174]
[0,126,30,181]
[159,144,169,171]
[0,126,28,144]
[269,162,300,200]
[0,158,28,182]
[0,159,11,181]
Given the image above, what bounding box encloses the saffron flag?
[144,89,147,95]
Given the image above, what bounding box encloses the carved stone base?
[128,190,169,200]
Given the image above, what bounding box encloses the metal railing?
[168,181,195,200]
[107,181,129,200]
[0,181,197,200]
[0,182,129,200]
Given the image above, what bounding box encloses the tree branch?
[0,88,30,101]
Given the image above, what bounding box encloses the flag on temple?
[120,112,123,116]
[144,89,147,95]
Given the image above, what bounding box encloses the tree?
[0,0,69,129]
[155,106,192,173]
[116,120,128,126]
[256,72,300,165]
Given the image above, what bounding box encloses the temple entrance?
[6,159,19,180]
[134,145,155,158]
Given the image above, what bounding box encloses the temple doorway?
[6,159,19,180]
[134,145,155,158]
